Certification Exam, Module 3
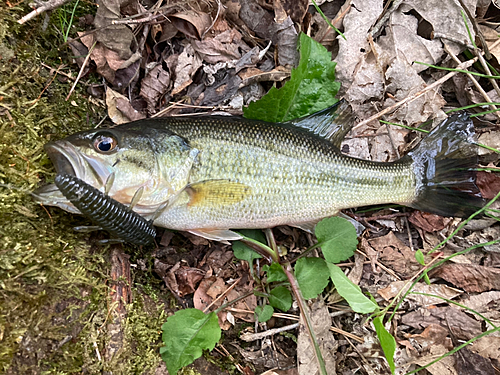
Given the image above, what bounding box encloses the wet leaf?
[294,257,329,300]
[315,216,357,264]
[476,171,500,199]
[327,263,378,314]
[244,32,340,122]
[409,211,452,232]
[160,309,221,375]
[269,286,292,312]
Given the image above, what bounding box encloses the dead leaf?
[455,345,496,375]
[106,87,145,124]
[476,171,500,200]
[407,324,451,351]
[378,281,462,307]
[170,10,212,40]
[471,336,500,362]
[191,29,243,64]
[297,300,337,375]
[402,306,482,341]
[478,131,500,156]
[409,211,452,232]
[369,231,421,278]
[171,43,202,96]
[140,63,170,112]
[93,0,135,60]
[431,263,500,293]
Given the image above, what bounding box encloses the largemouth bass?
[33,101,483,242]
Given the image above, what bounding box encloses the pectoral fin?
[290,220,320,233]
[188,229,243,244]
[186,180,252,207]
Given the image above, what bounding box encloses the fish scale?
[145,117,416,230]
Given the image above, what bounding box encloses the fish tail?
[407,112,485,217]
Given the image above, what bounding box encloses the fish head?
[33,124,195,212]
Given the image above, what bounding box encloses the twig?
[352,57,478,131]
[17,0,72,24]
[370,0,404,38]
[433,32,475,50]
[443,43,500,118]
[457,0,491,59]
[203,277,241,313]
[66,41,96,101]
[201,0,221,39]
[474,49,500,104]
[240,323,300,342]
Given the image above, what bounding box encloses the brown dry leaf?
[171,44,203,96]
[455,345,496,375]
[407,324,451,350]
[106,87,145,124]
[297,300,337,375]
[370,125,409,162]
[476,171,500,200]
[409,211,452,232]
[431,263,500,293]
[93,0,135,60]
[191,29,243,64]
[402,306,481,341]
[471,336,500,362]
[415,344,457,375]
[140,63,170,112]
[170,10,212,40]
[193,276,221,312]
[478,131,500,156]
[378,281,462,307]
[81,33,141,86]
[238,67,290,87]
[174,266,206,297]
[369,231,421,278]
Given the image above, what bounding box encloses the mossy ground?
[0,2,173,374]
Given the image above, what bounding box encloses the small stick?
[444,43,500,118]
[203,277,242,313]
[352,57,477,131]
[17,0,72,24]
[66,41,97,101]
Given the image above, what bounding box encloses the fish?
[33,101,484,243]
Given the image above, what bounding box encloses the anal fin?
[187,229,243,244]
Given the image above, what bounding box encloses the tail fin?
[407,112,485,217]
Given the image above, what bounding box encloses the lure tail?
[407,112,485,217]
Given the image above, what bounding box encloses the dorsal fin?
[284,99,353,148]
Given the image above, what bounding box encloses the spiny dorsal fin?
[186,179,252,207]
[284,99,353,148]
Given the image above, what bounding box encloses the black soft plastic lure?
[54,174,156,246]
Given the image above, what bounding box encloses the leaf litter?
[4,0,500,374]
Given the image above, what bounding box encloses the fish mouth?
[32,140,108,209]
[44,141,82,177]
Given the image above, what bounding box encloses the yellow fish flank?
[33,102,483,242]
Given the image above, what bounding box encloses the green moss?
[0,3,168,374]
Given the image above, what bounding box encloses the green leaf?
[264,263,288,283]
[232,229,266,263]
[316,217,358,263]
[295,257,330,300]
[415,249,425,265]
[269,286,293,312]
[327,263,378,314]
[160,309,221,375]
[243,32,340,122]
[255,304,274,323]
[373,316,396,374]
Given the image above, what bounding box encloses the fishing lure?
[54,174,156,246]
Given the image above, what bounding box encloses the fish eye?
[93,133,118,153]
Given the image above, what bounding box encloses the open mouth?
[44,141,82,178]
